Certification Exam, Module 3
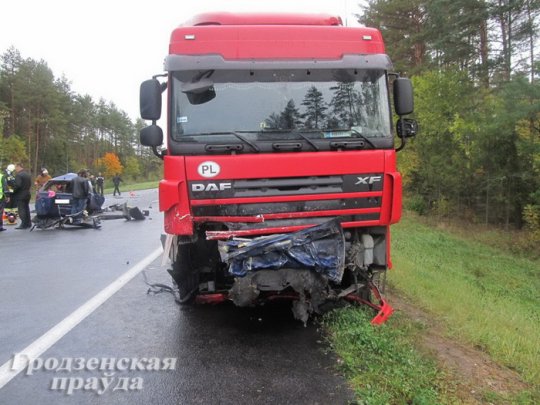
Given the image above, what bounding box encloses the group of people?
[78,172,106,196]
[68,171,122,223]
[0,164,123,231]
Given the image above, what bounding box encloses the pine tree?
[359,0,429,74]
[301,86,328,129]
[265,100,303,129]
[329,82,359,127]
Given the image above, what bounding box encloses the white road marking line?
[0,246,163,390]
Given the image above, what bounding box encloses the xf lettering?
[355,176,382,185]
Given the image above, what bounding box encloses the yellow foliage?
[95,152,123,178]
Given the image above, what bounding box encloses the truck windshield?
[170,69,391,141]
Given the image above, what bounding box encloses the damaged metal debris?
[219,219,346,283]
[32,202,148,230]
[228,269,330,326]
[221,219,345,324]
[153,219,393,325]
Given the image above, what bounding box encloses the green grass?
[103,180,159,194]
[390,213,540,385]
[323,212,539,404]
[323,308,455,404]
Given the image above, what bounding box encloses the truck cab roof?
[169,12,385,59]
[181,12,343,27]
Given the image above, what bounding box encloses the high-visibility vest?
[0,173,4,200]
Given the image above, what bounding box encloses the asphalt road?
[0,189,353,404]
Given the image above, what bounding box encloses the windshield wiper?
[349,128,376,148]
[197,131,260,152]
[325,128,376,149]
[260,129,320,151]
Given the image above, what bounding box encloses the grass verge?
[323,212,539,403]
[390,213,539,385]
[323,308,456,404]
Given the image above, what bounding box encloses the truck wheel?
[168,242,199,303]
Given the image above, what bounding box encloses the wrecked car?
[32,173,149,230]
[33,173,105,229]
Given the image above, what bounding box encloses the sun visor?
[164,54,393,72]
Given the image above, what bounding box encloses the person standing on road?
[95,172,104,196]
[34,168,51,192]
[112,173,122,196]
[70,169,90,224]
[12,163,32,229]
[0,169,9,232]
[88,173,96,193]
[5,164,16,209]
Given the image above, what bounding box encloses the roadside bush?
[404,195,428,216]
[519,204,540,257]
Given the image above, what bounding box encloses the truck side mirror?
[140,79,163,121]
[140,124,163,147]
[393,77,414,116]
[396,118,418,138]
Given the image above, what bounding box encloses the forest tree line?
[359,0,540,235]
[0,47,160,184]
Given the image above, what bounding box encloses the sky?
[0,0,363,122]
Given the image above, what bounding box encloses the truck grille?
[189,174,384,229]
[189,173,383,199]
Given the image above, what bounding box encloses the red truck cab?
[140,12,416,323]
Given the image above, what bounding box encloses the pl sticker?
[198,161,220,178]
[177,116,188,123]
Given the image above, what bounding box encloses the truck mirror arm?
[152,73,168,88]
[152,145,166,160]
[395,138,406,152]
[395,116,407,152]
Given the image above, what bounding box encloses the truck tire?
[168,242,199,302]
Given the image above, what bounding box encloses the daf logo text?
[191,183,232,192]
